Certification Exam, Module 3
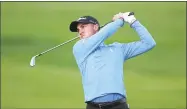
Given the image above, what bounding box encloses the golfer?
[69,12,156,109]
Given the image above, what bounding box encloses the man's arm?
[73,19,124,63]
[112,12,156,60]
[122,20,156,60]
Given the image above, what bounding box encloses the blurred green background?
[1,2,186,109]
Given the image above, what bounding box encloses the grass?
[1,2,186,109]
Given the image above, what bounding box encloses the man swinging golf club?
[69,12,156,109]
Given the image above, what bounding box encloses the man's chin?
[79,36,85,39]
[80,36,86,39]
[83,35,91,39]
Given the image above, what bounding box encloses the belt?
[86,98,126,108]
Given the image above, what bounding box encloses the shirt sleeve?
[122,20,156,60]
[73,19,124,64]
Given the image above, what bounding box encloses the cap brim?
[70,21,90,32]
[69,21,79,32]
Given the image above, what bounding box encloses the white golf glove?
[122,12,137,25]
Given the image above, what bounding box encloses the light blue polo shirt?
[72,19,156,102]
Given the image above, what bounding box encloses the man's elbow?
[149,40,156,48]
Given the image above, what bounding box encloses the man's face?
[77,23,99,39]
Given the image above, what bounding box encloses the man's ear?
[94,24,99,31]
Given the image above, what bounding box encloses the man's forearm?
[97,19,124,37]
[131,20,156,46]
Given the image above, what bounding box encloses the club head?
[30,56,36,67]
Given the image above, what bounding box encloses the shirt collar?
[100,42,105,46]
[80,38,105,47]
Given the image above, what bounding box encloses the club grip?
[100,12,135,28]
[128,12,134,16]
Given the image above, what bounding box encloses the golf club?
[30,12,134,67]
[30,36,79,67]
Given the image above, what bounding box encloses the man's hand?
[112,12,124,21]
[112,12,137,25]
[122,12,136,25]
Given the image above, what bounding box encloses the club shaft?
[37,36,79,57]
[34,12,135,57]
